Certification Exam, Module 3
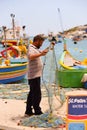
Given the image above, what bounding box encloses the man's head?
[33,35,44,48]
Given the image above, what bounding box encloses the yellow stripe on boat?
[59,51,76,70]
[0,62,28,69]
[0,68,27,75]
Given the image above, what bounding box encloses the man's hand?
[41,48,49,56]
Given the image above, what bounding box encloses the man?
[25,35,48,116]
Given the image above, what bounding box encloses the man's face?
[36,40,43,48]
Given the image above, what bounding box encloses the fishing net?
[20,112,66,128]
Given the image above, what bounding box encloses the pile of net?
[20,112,66,128]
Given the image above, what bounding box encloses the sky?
[0,0,87,36]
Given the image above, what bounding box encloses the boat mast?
[22,25,26,38]
[57,8,67,50]
[10,13,15,39]
[57,8,64,33]
[2,26,8,58]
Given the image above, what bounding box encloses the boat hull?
[0,62,28,84]
[1,40,17,46]
[56,69,87,88]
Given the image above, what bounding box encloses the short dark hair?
[33,35,44,42]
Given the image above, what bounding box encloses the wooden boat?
[0,42,28,84]
[72,36,82,42]
[0,46,28,84]
[59,51,76,70]
[0,45,28,64]
[59,50,87,70]
[1,39,17,46]
[0,62,28,84]
[0,46,20,58]
[56,50,87,88]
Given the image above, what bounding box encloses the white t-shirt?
[28,44,43,79]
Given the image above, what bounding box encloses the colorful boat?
[59,50,87,69]
[0,62,28,84]
[56,50,87,88]
[59,51,76,70]
[0,45,28,64]
[1,39,17,46]
[0,46,20,58]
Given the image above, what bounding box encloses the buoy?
[80,50,83,53]
[5,59,10,66]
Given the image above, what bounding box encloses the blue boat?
[0,62,28,84]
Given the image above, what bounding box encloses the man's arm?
[29,49,48,60]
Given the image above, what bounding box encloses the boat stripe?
[0,75,25,84]
[0,68,27,75]
[0,71,27,80]
[0,62,28,69]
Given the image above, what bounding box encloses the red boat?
[1,39,18,46]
